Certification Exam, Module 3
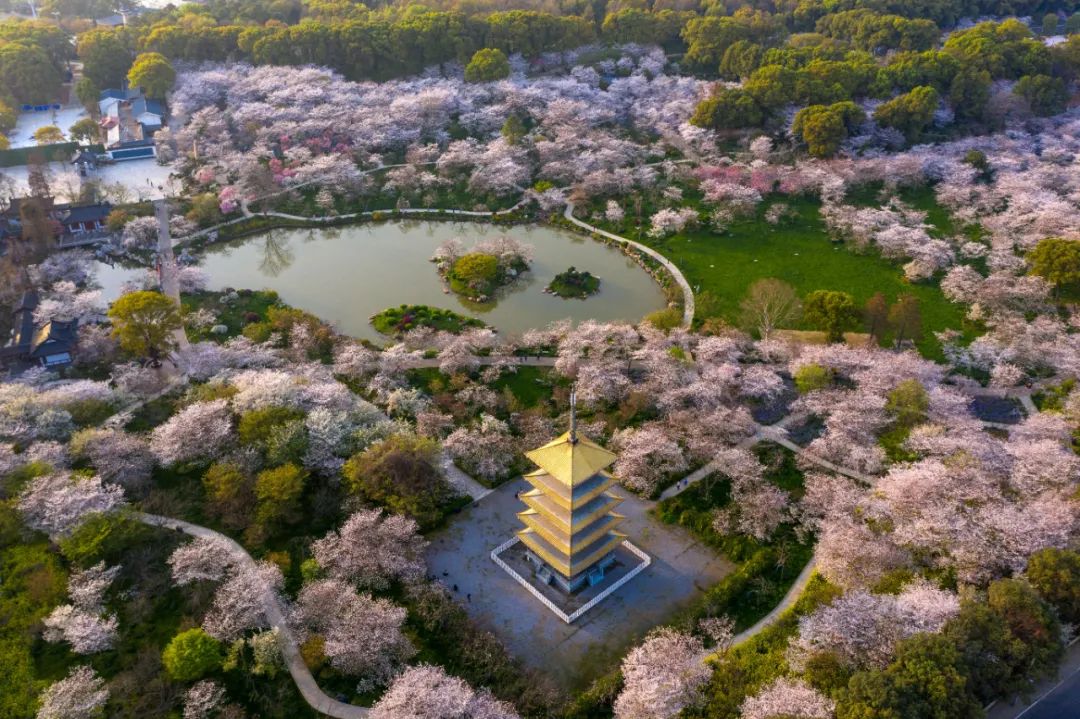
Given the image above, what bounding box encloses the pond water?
[98,221,668,343]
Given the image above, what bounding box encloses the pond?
[110,221,667,343]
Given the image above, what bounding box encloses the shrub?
[794,364,831,393]
[162,628,223,681]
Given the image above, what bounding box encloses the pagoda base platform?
[492,537,650,623]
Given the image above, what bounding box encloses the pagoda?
[517,392,627,592]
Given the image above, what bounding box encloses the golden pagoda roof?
[524,430,618,488]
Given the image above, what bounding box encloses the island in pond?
[371,304,486,336]
[431,236,533,302]
[545,266,600,299]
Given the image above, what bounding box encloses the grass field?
[610,195,969,360]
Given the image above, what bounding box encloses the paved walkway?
[136,513,371,719]
[441,454,493,501]
[563,202,694,330]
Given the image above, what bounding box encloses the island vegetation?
[430,236,533,302]
[546,266,601,299]
[370,304,486,337]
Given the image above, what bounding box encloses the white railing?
[568,541,650,623]
[490,537,650,624]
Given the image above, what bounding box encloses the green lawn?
[490,366,557,409]
[630,197,969,360]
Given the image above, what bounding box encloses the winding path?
[137,512,372,719]
[563,202,695,329]
[121,364,1037,716]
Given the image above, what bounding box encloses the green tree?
[69,117,100,144]
[690,87,763,130]
[464,48,510,83]
[254,463,306,528]
[791,102,862,157]
[452,253,499,289]
[343,433,454,529]
[77,28,134,89]
[987,578,1064,684]
[792,105,846,157]
[501,113,526,144]
[794,363,831,393]
[203,462,254,531]
[944,600,1030,704]
[1026,548,1080,624]
[1014,74,1069,116]
[187,192,224,226]
[238,406,305,446]
[601,9,660,45]
[873,85,939,142]
[33,125,64,145]
[888,294,923,347]
[0,101,16,133]
[74,77,100,114]
[162,629,223,682]
[107,290,183,362]
[0,42,61,104]
[1028,237,1080,288]
[718,40,763,80]
[58,511,148,568]
[127,52,176,100]
[949,69,992,124]
[0,134,8,151]
[838,633,982,719]
[1067,12,1080,34]
[885,378,929,427]
[804,290,859,342]
[1043,12,1059,36]
[744,64,798,111]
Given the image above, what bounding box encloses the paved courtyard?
[426,477,733,690]
[2,159,178,203]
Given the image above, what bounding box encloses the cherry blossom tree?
[612,423,688,495]
[202,561,283,641]
[69,428,155,492]
[648,207,699,238]
[37,666,108,719]
[311,509,427,590]
[42,605,118,655]
[614,628,709,719]
[443,414,516,483]
[788,580,960,671]
[18,472,125,537]
[182,680,226,719]
[371,664,521,719]
[740,677,834,719]
[292,578,414,691]
[169,536,238,586]
[150,399,235,466]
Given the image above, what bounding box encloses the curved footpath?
[136,513,372,719]
[563,202,695,329]
[124,372,1036,717]
[165,197,696,331]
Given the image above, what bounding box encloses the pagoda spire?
[569,386,578,444]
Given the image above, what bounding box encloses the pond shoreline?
[158,218,670,343]
[171,205,689,327]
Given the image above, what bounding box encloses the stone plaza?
[425,477,733,690]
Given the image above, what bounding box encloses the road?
[988,639,1080,719]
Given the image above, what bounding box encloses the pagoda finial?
[569,386,578,444]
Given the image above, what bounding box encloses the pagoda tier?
[516,430,627,586]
